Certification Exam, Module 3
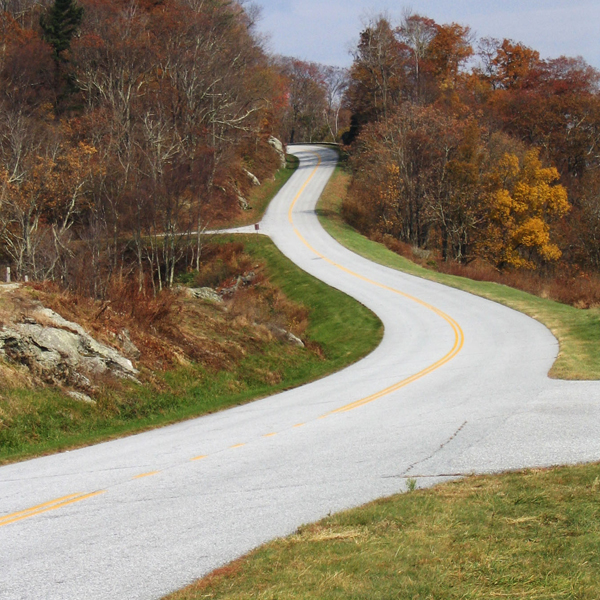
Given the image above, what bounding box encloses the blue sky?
[255,0,600,69]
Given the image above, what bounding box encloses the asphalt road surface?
[1,145,599,599]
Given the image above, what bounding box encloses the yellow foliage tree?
[377,163,403,237]
[483,149,570,269]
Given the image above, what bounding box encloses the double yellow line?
[0,490,105,528]
[288,150,464,414]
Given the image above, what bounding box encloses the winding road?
[1,145,599,599]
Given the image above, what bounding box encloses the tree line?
[337,13,600,275]
[0,0,303,295]
[2,3,599,296]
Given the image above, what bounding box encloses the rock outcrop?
[243,168,261,186]
[184,287,223,303]
[0,305,138,391]
[268,136,286,168]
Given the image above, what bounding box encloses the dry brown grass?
[1,242,312,387]
[379,234,600,309]
[0,361,32,391]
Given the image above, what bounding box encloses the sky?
[254,0,600,70]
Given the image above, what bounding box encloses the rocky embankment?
[0,284,138,401]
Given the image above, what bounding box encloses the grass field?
[168,462,600,600]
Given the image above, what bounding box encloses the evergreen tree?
[40,0,84,62]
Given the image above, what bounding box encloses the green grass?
[0,236,382,465]
[241,235,382,370]
[316,166,600,380]
[167,463,600,599]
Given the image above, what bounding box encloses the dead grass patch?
[168,464,600,600]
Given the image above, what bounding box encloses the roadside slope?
[316,163,600,381]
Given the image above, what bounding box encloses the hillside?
[0,235,383,464]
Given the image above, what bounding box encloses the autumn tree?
[277,57,328,143]
[395,11,436,102]
[0,124,100,280]
[482,149,570,269]
[427,23,473,90]
[433,120,486,261]
[345,103,487,261]
[0,0,286,294]
[345,103,451,247]
[322,66,349,140]
[476,38,540,91]
[344,16,408,140]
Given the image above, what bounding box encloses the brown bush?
[436,257,600,308]
[105,277,176,327]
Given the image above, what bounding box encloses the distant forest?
[2,2,600,302]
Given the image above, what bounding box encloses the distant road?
[1,145,599,599]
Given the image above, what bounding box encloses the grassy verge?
[0,234,382,465]
[224,155,299,228]
[167,462,600,600]
[317,166,600,380]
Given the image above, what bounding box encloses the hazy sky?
[255,0,600,69]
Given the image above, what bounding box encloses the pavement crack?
[402,420,467,476]
[382,472,466,479]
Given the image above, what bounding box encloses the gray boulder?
[185,287,223,303]
[0,307,138,389]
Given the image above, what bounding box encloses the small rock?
[241,272,256,285]
[187,287,223,303]
[66,390,95,404]
[268,325,305,348]
[117,329,141,360]
[236,192,249,210]
[268,136,286,168]
[243,169,260,186]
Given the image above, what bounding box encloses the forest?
[1,2,600,304]
[0,0,295,296]
[334,13,600,305]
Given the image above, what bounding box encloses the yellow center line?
[288,151,465,414]
[293,423,305,428]
[191,455,208,462]
[0,490,106,528]
[262,433,277,438]
[133,471,160,479]
[0,492,84,524]
[230,443,246,449]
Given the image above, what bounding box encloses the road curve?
[1,145,599,600]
